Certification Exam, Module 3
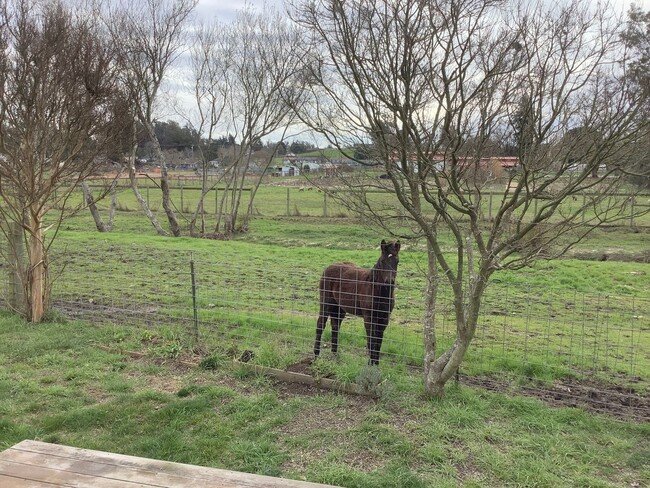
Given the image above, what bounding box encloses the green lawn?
[0,314,648,487]
[39,209,650,396]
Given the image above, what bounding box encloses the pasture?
[1,179,650,486]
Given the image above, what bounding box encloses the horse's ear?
[395,241,401,253]
[381,239,387,252]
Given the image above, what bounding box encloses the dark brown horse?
[314,240,401,365]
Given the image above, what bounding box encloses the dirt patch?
[221,355,650,422]
[461,374,650,421]
[285,357,327,377]
[569,251,650,263]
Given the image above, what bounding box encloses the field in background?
[77,173,650,227]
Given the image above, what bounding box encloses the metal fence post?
[190,253,199,343]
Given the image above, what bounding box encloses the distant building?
[272,165,300,177]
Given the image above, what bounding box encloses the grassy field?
[2,181,649,486]
[42,208,650,396]
[79,174,650,226]
[1,313,649,487]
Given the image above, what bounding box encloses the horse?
[314,240,401,365]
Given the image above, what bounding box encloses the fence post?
[630,195,635,227]
[488,192,493,220]
[323,191,328,217]
[146,186,150,207]
[190,253,199,344]
[286,187,290,216]
[181,186,184,212]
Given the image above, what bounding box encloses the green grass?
[0,314,648,487]
[3,180,650,485]
[42,210,650,392]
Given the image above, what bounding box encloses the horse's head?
[376,239,401,284]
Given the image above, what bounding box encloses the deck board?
[0,440,339,488]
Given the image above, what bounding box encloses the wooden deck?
[0,440,339,487]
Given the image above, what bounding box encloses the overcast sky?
[174,0,650,144]
[194,0,650,21]
[195,0,285,21]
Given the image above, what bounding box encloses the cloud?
[196,0,284,21]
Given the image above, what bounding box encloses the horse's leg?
[369,321,387,366]
[314,303,329,358]
[330,307,345,356]
[363,315,372,358]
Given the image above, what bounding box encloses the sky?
[194,0,650,21]
[195,0,284,21]
[174,0,650,144]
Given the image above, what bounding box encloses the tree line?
[1,0,649,396]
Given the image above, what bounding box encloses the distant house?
[272,165,300,177]
[488,156,519,170]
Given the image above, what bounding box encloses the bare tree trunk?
[422,241,440,395]
[424,266,488,397]
[231,154,251,232]
[189,168,214,237]
[189,191,207,236]
[215,166,235,235]
[82,182,117,232]
[246,142,284,224]
[126,133,168,236]
[27,208,46,323]
[130,165,168,236]
[198,157,208,234]
[148,129,181,237]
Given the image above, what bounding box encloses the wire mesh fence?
[1,244,648,419]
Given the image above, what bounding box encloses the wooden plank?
[234,361,377,398]
[0,460,152,487]
[3,441,339,488]
[2,449,239,488]
[0,474,62,488]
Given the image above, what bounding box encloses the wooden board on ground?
[0,440,339,488]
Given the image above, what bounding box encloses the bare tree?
[291,0,650,396]
[0,0,126,322]
[81,175,121,232]
[183,21,227,236]
[185,5,306,237]
[106,0,197,237]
